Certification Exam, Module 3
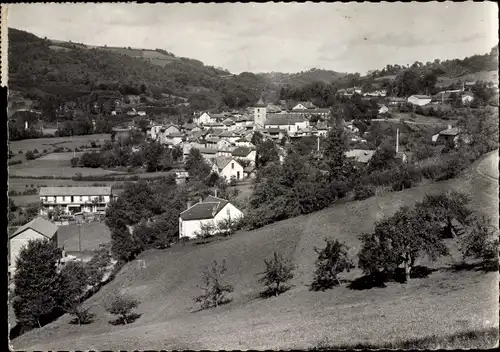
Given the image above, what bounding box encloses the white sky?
[6,2,499,74]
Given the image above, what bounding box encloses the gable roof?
[213,156,237,170]
[39,186,112,196]
[232,147,253,157]
[439,127,460,136]
[180,196,231,221]
[265,114,308,126]
[222,118,236,125]
[409,95,431,99]
[198,147,218,155]
[10,217,58,239]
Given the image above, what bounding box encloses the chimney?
[24,120,28,130]
[448,125,452,130]
[214,188,218,198]
[186,201,192,210]
[199,197,203,204]
[396,128,399,153]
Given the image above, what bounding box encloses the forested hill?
[8,28,274,115]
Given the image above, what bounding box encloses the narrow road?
[475,150,499,182]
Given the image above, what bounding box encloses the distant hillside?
[8,28,272,118]
[258,68,348,87]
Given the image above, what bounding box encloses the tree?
[9,198,17,213]
[415,190,473,238]
[110,225,142,262]
[195,259,233,309]
[185,148,211,181]
[13,238,63,328]
[367,144,397,173]
[322,124,352,182]
[105,293,140,325]
[195,221,216,239]
[358,206,447,283]
[256,139,280,169]
[258,251,295,296]
[57,261,94,325]
[458,214,499,262]
[143,141,163,172]
[311,239,354,291]
[135,118,150,133]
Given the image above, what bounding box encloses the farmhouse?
[39,186,114,215]
[211,156,244,181]
[432,125,469,146]
[292,101,316,110]
[179,196,244,239]
[9,217,58,275]
[407,95,431,106]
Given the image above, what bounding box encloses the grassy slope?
[12,153,499,350]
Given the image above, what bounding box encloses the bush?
[311,239,354,291]
[258,251,295,297]
[195,259,233,309]
[25,150,36,160]
[105,293,140,325]
[33,149,39,154]
[354,184,376,200]
[43,149,47,153]
[70,157,80,168]
[8,160,22,166]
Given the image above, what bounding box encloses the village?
[5,2,499,351]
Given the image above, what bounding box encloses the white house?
[407,95,431,106]
[378,104,389,114]
[179,196,244,239]
[195,112,216,125]
[292,101,316,110]
[232,147,257,165]
[345,149,376,165]
[148,124,163,140]
[39,187,114,215]
[9,217,58,275]
[211,156,244,181]
[216,139,234,150]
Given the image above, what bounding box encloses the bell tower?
[253,96,267,128]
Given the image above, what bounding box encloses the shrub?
[311,239,354,291]
[258,251,295,297]
[70,157,80,168]
[195,259,233,309]
[8,160,22,166]
[42,149,47,153]
[354,184,376,200]
[25,150,36,160]
[105,293,140,325]
[33,149,39,154]
[110,225,143,262]
[19,150,23,154]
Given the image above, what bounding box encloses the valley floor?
[11,151,499,350]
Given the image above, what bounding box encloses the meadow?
[9,134,111,154]
[11,152,499,351]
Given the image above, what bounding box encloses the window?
[80,196,83,202]
[257,109,260,112]
[231,162,234,169]
[71,196,74,203]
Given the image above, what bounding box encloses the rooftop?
[345,149,376,164]
[11,217,58,239]
[265,114,308,126]
[180,195,230,221]
[232,146,253,157]
[39,186,112,196]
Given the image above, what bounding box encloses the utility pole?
[396,128,399,153]
[78,220,81,252]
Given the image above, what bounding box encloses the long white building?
[39,186,114,215]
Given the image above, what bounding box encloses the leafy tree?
[195,259,233,309]
[57,261,94,325]
[322,124,352,182]
[110,224,143,262]
[143,141,164,172]
[367,145,397,173]
[105,293,140,325]
[458,214,499,262]
[135,118,150,133]
[185,148,211,181]
[415,190,473,238]
[311,239,354,291]
[258,251,295,296]
[13,238,63,328]
[358,206,447,283]
[256,139,280,169]
[9,198,17,213]
[86,247,112,291]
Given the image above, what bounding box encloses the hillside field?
[11,151,499,351]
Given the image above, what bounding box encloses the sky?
[6,2,499,75]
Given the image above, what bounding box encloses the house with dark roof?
[179,196,244,239]
[39,186,114,215]
[265,114,309,135]
[232,147,256,165]
[9,217,59,274]
[211,156,244,181]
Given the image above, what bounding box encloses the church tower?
[252,96,267,128]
